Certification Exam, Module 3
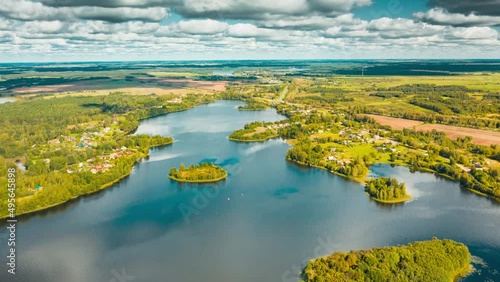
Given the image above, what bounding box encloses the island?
[228,121,281,142]
[169,162,227,183]
[364,177,412,204]
[302,238,471,282]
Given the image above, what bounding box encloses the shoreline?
[237,107,268,111]
[4,99,210,219]
[5,142,173,219]
[287,157,368,184]
[368,194,413,204]
[228,135,279,143]
[287,157,500,202]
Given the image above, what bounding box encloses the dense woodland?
[302,239,470,282]
[0,76,110,93]
[169,162,227,182]
[365,177,408,202]
[294,85,354,106]
[0,93,214,218]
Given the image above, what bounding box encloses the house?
[48,138,61,145]
[474,163,484,171]
[35,185,43,191]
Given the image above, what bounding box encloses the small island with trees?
[302,238,471,282]
[169,162,227,183]
[364,177,412,204]
[228,121,280,142]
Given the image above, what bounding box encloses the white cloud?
[0,0,499,60]
[178,0,372,19]
[450,26,498,39]
[0,0,170,23]
[415,8,500,27]
[178,19,229,35]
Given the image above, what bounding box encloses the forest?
[359,84,500,130]
[169,162,227,183]
[0,76,110,93]
[365,177,409,203]
[302,238,471,282]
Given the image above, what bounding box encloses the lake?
[0,97,15,104]
[1,101,499,282]
[212,70,234,76]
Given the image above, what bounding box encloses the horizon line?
[1,58,500,64]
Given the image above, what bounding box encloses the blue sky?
[0,0,499,62]
[354,0,428,20]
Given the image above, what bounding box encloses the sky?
[0,0,499,62]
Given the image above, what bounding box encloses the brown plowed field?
[365,114,500,146]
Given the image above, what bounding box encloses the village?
[31,119,135,176]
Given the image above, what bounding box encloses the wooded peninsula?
[0,92,215,218]
[302,238,471,282]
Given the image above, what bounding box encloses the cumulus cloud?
[77,7,168,22]
[258,14,364,30]
[40,0,181,8]
[449,26,498,39]
[177,19,229,34]
[368,18,445,39]
[227,23,275,38]
[177,0,372,20]
[0,0,169,23]
[415,8,500,26]
[0,0,499,60]
[428,0,500,17]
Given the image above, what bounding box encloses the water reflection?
[1,101,499,282]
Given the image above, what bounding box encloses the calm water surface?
[1,101,499,282]
[0,97,15,104]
